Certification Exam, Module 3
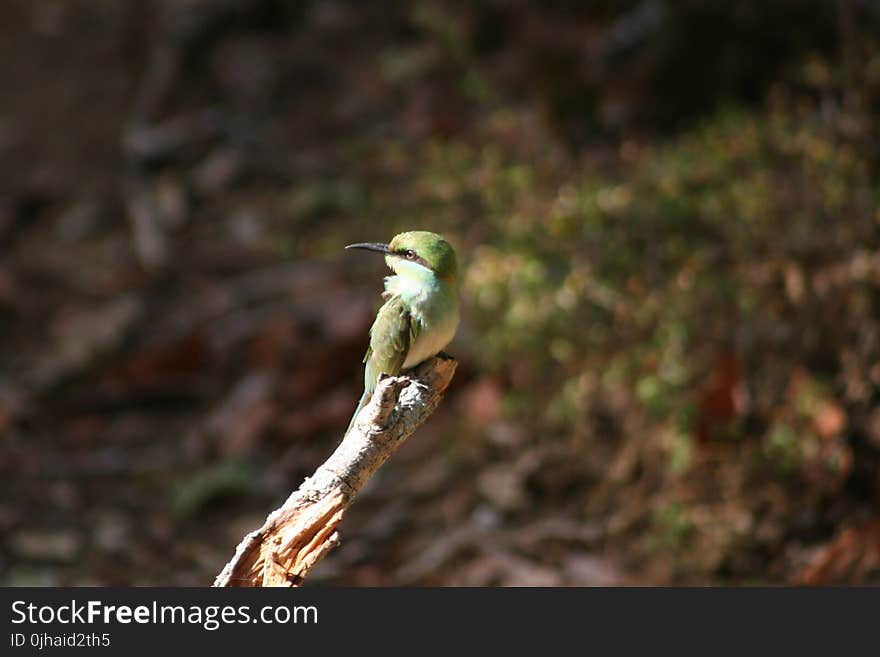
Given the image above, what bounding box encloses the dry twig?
[213,355,457,587]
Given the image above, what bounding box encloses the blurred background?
[3,0,880,586]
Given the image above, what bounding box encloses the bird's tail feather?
[345,390,370,436]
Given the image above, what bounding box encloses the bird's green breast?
[402,296,458,368]
[384,263,459,369]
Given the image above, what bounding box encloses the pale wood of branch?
[213,356,457,587]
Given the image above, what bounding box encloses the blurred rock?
[563,554,625,586]
[8,529,82,562]
[4,566,60,587]
[485,420,527,448]
[30,295,142,391]
[478,463,529,512]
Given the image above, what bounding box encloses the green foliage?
[368,89,877,499]
[648,502,695,553]
[346,31,880,579]
[763,422,802,471]
[390,103,872,425]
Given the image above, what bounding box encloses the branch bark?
[213,355,457,587]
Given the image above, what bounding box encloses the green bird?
[345,230,459,434]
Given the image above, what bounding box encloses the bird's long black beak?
[345,242,391,254]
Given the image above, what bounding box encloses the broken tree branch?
[213,355,457,587]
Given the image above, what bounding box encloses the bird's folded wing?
[363,295,421,395]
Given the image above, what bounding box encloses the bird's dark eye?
[405,250,416,259]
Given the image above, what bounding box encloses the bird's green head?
[346,231,458,282]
